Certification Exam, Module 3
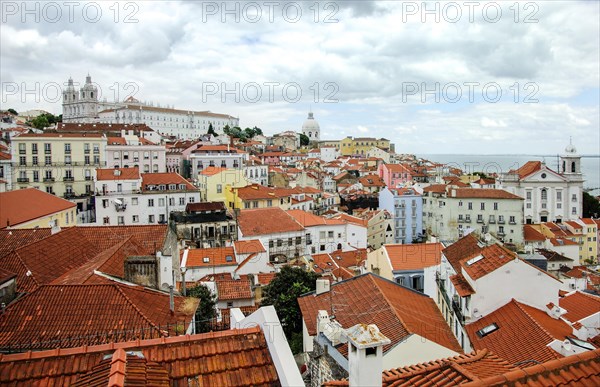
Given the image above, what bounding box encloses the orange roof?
[443,234,482,273]
[286,210,345,227]
[466,299,569,366]
[0,228,52,259]
[298,273,462,355]
[383,163,411,173]
[237,208,304,236]
[330,213,368,227]
[424,184,448,194]
[0,283,197,350]
[452,188,523,200]
[183,247,236,267]
[450,274,475,296]
[0,326,278,385]
[199,166,227,176]
[324,349,515,386]
[233,240,266,254]
[256,273,276,286]
[96,167,140,181]
[460,244,516,281]
[0,188,76,229]
[524,225,546,241]
[16,132,103,138]
[559,291,600,322]
[510,161,542,179]
[234,184,293,200]
[217,279,253,300]
[580,218,598,225]
[141,173,195,190]
[359,174,385,187]
[383,243,443,270]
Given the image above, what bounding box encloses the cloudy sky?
[2,0,599,154]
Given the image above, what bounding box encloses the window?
[64,143,71,154]
[277,239,283,247]
[31,143,37,154]
[328,231,334,238]
[113,151,119,160]
[93,155,100,164]
[480,202,485,210]
[44,143,51,154]
[509,216,516,224]
[84,143,90,153]
[296,237,301,245]
[32,171,39,182]
[526,191,532,200]
[179,197,185,205]
[32,156,38,165]
[216,184,222,194]
[189,196,195,203]
[572,194,577,202]
[84,155,90,165]
[132,215,139,223]
[93,144,99,154]
[320,231,326,239]
[267,199,273,207]
[19,143,26,154]
[132,197,138,205]
[148,215,155,223]
[117,216,124,225]
[65,155,71,165]
[148,199,154,207]
[476,323,499,338]
[556,191,562,201]
[541,189,547,200]
[19,156,26,166]
[159,214,166,223]
[45,156,52,165]
[468,202,472,210]
[158,198,165,207]
[103,217,110,225]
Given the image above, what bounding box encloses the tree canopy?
[260,266,318,353]
[299,133,310,146]
[187,283,217,333]
[7,108,17,115]
[207,123,217,136]
[583,191,600,218]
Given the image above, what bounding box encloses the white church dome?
[302,112,320,132]
[565,139,577,154]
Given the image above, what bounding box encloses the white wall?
[382,334,458,369]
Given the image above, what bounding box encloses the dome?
[302,112,320,132]
[565,139,577,154]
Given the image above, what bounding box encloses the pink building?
[378,163,413,188]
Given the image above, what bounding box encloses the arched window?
[541,188,547,200]
[562,161,566,173]
[571,162,576,173]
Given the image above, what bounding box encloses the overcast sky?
[2,1,599,154]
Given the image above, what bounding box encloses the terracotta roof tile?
[460,244,516,280]
[384,243,443,270]
[298,273,462,355]
[524,225,546,241]
[509,161,542,179]
[0,188,76,229]
[234,239,266,254]
[450,274,475,296]
[452,188,523,200]
[0,228,52,259]
[465,299,568,367]
[559,291,600,322]
[183,247,236,267]
[0,283,197,351]
[96,167,140,181]
[286,210,345,227]
[217,279,253,300]
[442,234,482,273]
[0,326,279,386]
[237,207,304,236]
[255,273,276,286]
[76,225,168,256]
[199,166,228,176]
[141,172,195,191]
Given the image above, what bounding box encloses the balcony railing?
[452,300,466,325]
[43,177,55,183]
[17,178,29,183]
[63,177,75,182]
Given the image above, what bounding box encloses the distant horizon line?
[416,153,600,158]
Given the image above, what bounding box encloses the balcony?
[498,219,505,224]
[115,203,127,212]
[458,218,464,223]
[488,217,496,224]
[43,177,55,183]
[452,299,466,325]
[464,218,471,223]
[85,176,92,181]
[476,218,484,224]
[509,220,517,225]
[63,177,75,182]
[17,178,29,183]
[63,193,75,199]
[497,232,506,237]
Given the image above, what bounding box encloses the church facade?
[62,75,239,139]
[499,141,584,224]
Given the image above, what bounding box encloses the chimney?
[572,322,590,341]
[545,302,562,319]
[316,279,330,295]
[344,324,390,387]
[169,285,175,314]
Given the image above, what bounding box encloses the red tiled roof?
[524,225,546,241]
[424,184,448,194]
[183,247,236,267]
[234,240,266,254]
[16,132,104,138]
[76,225,168,256]
[559,291,600,322]
[465,348,600,386]
[510,161,542,179]
[185,201,226,212]
[460,244,516,281]
[324,349,515,386]
[298,273,462,355]
[55,122,154,133]
[286,210,345,227]
[443,234,482,273]
[0,151,10,160]
[383,243,443,270]
[237,208,304,236]
[217,279,253,300]
[255,273,276,286]
[0,326,279,385]
[466,299,568,366]
[0,188,76,229]
[452,188,523,200]
[141,172,195,190]
[450,274,475,296]
[96,167,140,181]
[0,228,52,259]
[0,227,101,292]
[359,174,385,187]
[0,283,197,350]
[199,166,227,176]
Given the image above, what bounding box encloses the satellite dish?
[114,199,122,205]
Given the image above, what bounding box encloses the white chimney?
[572,322,589,341]
[545,302,562,319]
[344,324,390,387]
[316,279,330,295]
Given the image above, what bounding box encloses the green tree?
[253,126,263,136]
[299,133,309,146]
[582,191,600,218]
[207,123,217,136]
[261,266,318,353]
[187,283,217,333]
[30,115,49,129]
[7,108,17,115]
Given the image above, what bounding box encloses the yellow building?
[197,167,251,203]
[12,133,107,198]
[0,188,77,229]
[225,184,293,211]
[579,218,598,263]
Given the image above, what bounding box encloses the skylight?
[466,255,484,266]
[476,323,499,338]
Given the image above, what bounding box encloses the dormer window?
[203,257,210,263]
[159,184,166,191]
